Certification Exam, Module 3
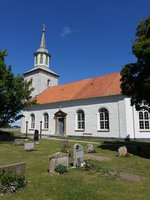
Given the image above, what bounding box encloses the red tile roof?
[35,72,121,105]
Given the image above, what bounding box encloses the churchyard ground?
[0,134,150,200]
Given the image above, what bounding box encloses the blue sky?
[1,0,150,85]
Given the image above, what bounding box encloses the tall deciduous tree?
[121,15,150,111]
[0,50,35,127]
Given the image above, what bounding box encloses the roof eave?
[32,93,123,108]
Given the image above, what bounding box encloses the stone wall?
[0,162,26,175]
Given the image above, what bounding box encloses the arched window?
[35,55,38,65]
[30,114,35,129]
[40,54,43,64]
[43,113,49,129]
[45,56,48,65]
[99,108,109,130]
[139,110,150,130]
[77,110,85,130]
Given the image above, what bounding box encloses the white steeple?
[23,25,59,97]
[40,24,46,48]
[34,24,51,68]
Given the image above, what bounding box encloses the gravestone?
[118,146,127,157]
[14,138,25,146]
[49,152,69,174]
[24,142,34,151]
[0,162,26,175]
[73,143,84,167]
[86,143,94,153]
[34,129,39,144]
[61,140,69,148]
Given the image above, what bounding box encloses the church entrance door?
[54,110,67,136]
[58,118,64,135]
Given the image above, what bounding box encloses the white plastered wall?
[24,72,58,97]
[21,95,131,138]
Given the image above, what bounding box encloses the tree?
[121,15,150,111]
[0,50,35,127]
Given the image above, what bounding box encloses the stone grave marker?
[118,146,127,157]
[34,129,39,144]
[0,162,26,175]
[24,142,34,151]
[73,143,84,167]
[61,140,69,148]
[14,138,25,146]
[49,152,69,174]
[86,143,94,153]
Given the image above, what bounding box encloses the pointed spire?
[40,24,46,48]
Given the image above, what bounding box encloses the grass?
[0,135,150,200]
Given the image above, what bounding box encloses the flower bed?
[0,171,27,194]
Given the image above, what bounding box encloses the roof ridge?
[44,71,120,89]
[35,72,121,102]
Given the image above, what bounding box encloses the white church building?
[21,26,150,139]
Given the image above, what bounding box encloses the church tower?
[23,25,59,97]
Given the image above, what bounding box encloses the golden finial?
[43,24,45,32]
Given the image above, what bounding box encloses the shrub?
[0,131,14,141]
[55,164,67,174]
[0,171,27,194]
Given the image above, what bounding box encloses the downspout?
[132,106,136,140]
[117,101,121,138]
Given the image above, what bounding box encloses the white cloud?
[60,26,73,38]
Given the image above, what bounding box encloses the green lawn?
[0,137,150,200]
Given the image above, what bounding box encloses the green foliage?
[121,15,150,110]
[0,171,26,193]
[55,164,67,174]
[0,49,36,127]
[83,161,96,171]
[0,130,14,141]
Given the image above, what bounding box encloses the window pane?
[40,55,43,64]
[139,121,144,129]
[99,108,109,130]
[105,113,108,120]
[82,122,85,129]
[100,121,104,129]
[100,113,104,120]
[139,112,143,119]
[144,112,149,120]
[44,114,48,129]
[139,110,150,130]
[105,121,109,129]
[145,121,149,129]
[77,110,85,129]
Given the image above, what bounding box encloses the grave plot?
[49,152,69,174]
[73,143,84,167]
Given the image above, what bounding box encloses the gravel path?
[43,136,100,145]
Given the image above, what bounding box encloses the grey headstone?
[14,138,25,146]
[61,140,69,148]
[24,142,34,151]
[49,152,69,174]
[118,146,127,157]
[86,143,94,153]
[73,143,84,167]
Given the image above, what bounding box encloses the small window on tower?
[35,55,38,64]
[47,79,50,87]
[40,54,43,64]
[45,56,48,65]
